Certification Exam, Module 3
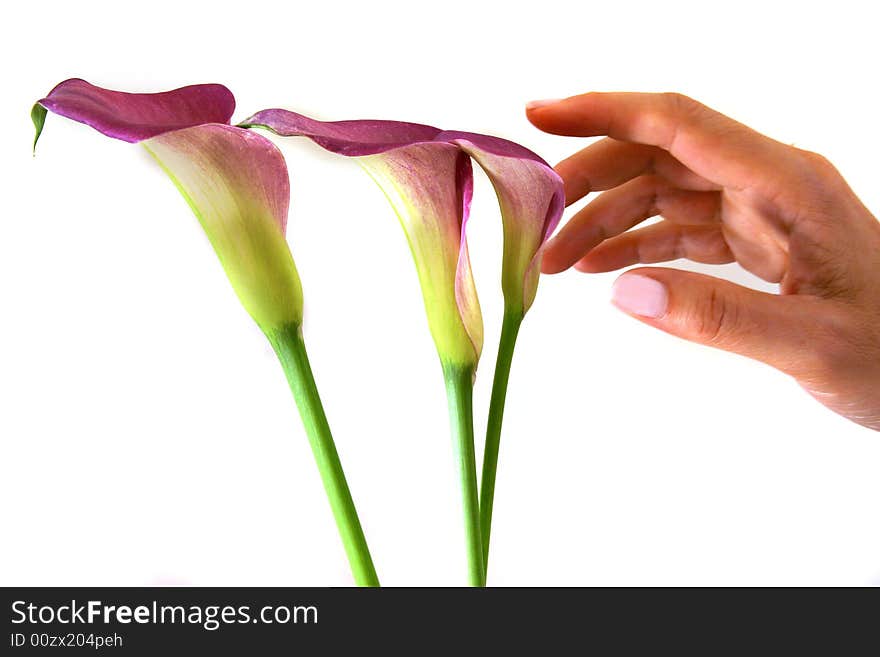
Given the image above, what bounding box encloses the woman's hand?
[528,93,880,430]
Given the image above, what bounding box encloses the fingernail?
[611,274,668,318]
[526,98,563,110]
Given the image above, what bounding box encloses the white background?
[2,0,879,586]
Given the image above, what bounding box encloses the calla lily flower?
[239,109,564,585]
[32,79,301,332]
[33,79,378,586]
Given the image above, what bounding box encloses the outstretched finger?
[527,92,795,192]
[555,138,718,206]
[542,175,720,273]
[574,222,733,272]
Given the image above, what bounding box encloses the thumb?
[610,268,822,378]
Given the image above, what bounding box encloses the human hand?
[527,93,880,431]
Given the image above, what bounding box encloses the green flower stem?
[479,309,523,577]
[444,365,485,587]
[267,324,379,587]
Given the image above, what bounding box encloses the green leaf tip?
[31,103,47,154]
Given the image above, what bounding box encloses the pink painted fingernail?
[526,98,563,110]
[611,274,668,318]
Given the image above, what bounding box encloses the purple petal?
[437,130,550,164]
[35,78,235,145]
[447,134,564,314]
[240,109,442,156]
[453,153,482,362]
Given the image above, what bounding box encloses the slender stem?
[267,324,379,587]
[479,310,523,577]
[444,365,485,587]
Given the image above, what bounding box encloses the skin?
[527,93,880,431]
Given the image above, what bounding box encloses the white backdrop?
[2,0,879,586]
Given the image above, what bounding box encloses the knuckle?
[783,148,849,221]
[692,228,731,261]
[795,148,839,179]
[662,92,708,122]
[692,288,738,345]
[662,91,694,111]
[657,93,712,151]
[653,93,692,151]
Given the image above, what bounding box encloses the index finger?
[527,92,794,192]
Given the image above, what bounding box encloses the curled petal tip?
[34,78,236,144]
